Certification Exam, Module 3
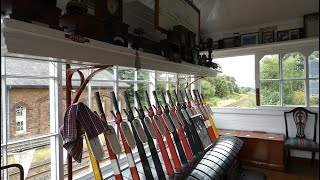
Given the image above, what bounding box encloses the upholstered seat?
[285,137,319,149]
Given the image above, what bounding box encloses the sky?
[213,55,255,88]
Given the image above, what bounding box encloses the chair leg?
[311,152,315,166]
[285,149,290,171]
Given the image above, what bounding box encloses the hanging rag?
[60,102,108,162]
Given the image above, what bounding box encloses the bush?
[310,97,319,106]
[206,97,219,106]
[292,91,305,105]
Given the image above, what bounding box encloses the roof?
[5,58,130,88]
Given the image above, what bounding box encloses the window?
[309,51,319,106]
[259,51,319,107]
[156,71,178,104]
[15,106,26,132]
[2,57,59,179]
[201,55,255,108]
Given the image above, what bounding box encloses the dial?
[107,0,120,15]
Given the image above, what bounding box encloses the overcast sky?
[213,55,255,88]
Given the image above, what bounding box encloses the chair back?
[284,107,318,141]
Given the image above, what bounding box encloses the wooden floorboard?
[243,162,319,180]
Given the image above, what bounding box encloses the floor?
[243,161,319,180]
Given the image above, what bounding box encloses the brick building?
[6,61,129,141]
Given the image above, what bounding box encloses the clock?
[95,0,123,21]
[107,0,119,16]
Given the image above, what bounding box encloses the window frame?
[258,51,319,107]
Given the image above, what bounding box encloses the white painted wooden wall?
[212,107,319,159]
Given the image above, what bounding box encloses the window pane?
[261,80,280,106]
[1,91,3,144]
[137,83,149,107]
[63,138,91,179]
[89,81,114,121]
[7,78,52,142]
[282,53,305,79]
[118,82,134,118]
[167,73,177,82]
[283,80,305,105]
[137,69,150,81]
[309,51,319,78]
[168,83,176,92]
[118,68,134,80]
[156,72,166,81]
[201,55,255,108]
[6,58,50,76]
[156,82,166,96]
[7,142,51,179]
[91,68,115,81]
[260,54,279,79]
[310,80,319,106]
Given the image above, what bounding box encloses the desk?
[218,129,285,171]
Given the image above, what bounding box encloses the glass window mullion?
[1,57,8,180]
[134,70,138,116]
[113,66,120,159]
[279,53,283,106]
[305,54,310,107]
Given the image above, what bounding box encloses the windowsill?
[210,106,319,115]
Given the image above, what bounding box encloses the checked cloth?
[60,102,108,162]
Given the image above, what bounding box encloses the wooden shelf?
[201,37,319,59]
[1,18,220,76]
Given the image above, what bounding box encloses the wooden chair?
[284,107,319,165]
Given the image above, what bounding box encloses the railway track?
[8,146,117,180]
[224,96,249,107]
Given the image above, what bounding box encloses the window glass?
[7,78,52,142]
[282,52,305,79]
[309,51,319,78]
[167,73,177,82]
[260,80,280,106]
[1,91,3,144]
[63,139,91,179]
[118,68,134,80]
[138,83,150,107]
[118,82,134,119]
[156,82,166,95]
[309,79,319,106]
[7,142,52,179]
[260,54,279,79]
[6,58,50,76]
[137,69,150,81]
[156,72,166,81]
[89,83,114,121]
[202,55,255,107]
[283,80,305,105]
[91,68,115,81]
[168,83,176,93]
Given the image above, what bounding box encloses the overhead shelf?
[201,37,319,59]
[1,18,220,77]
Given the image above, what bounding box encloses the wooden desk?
[218,129,285,171]
[218,129,240,137]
